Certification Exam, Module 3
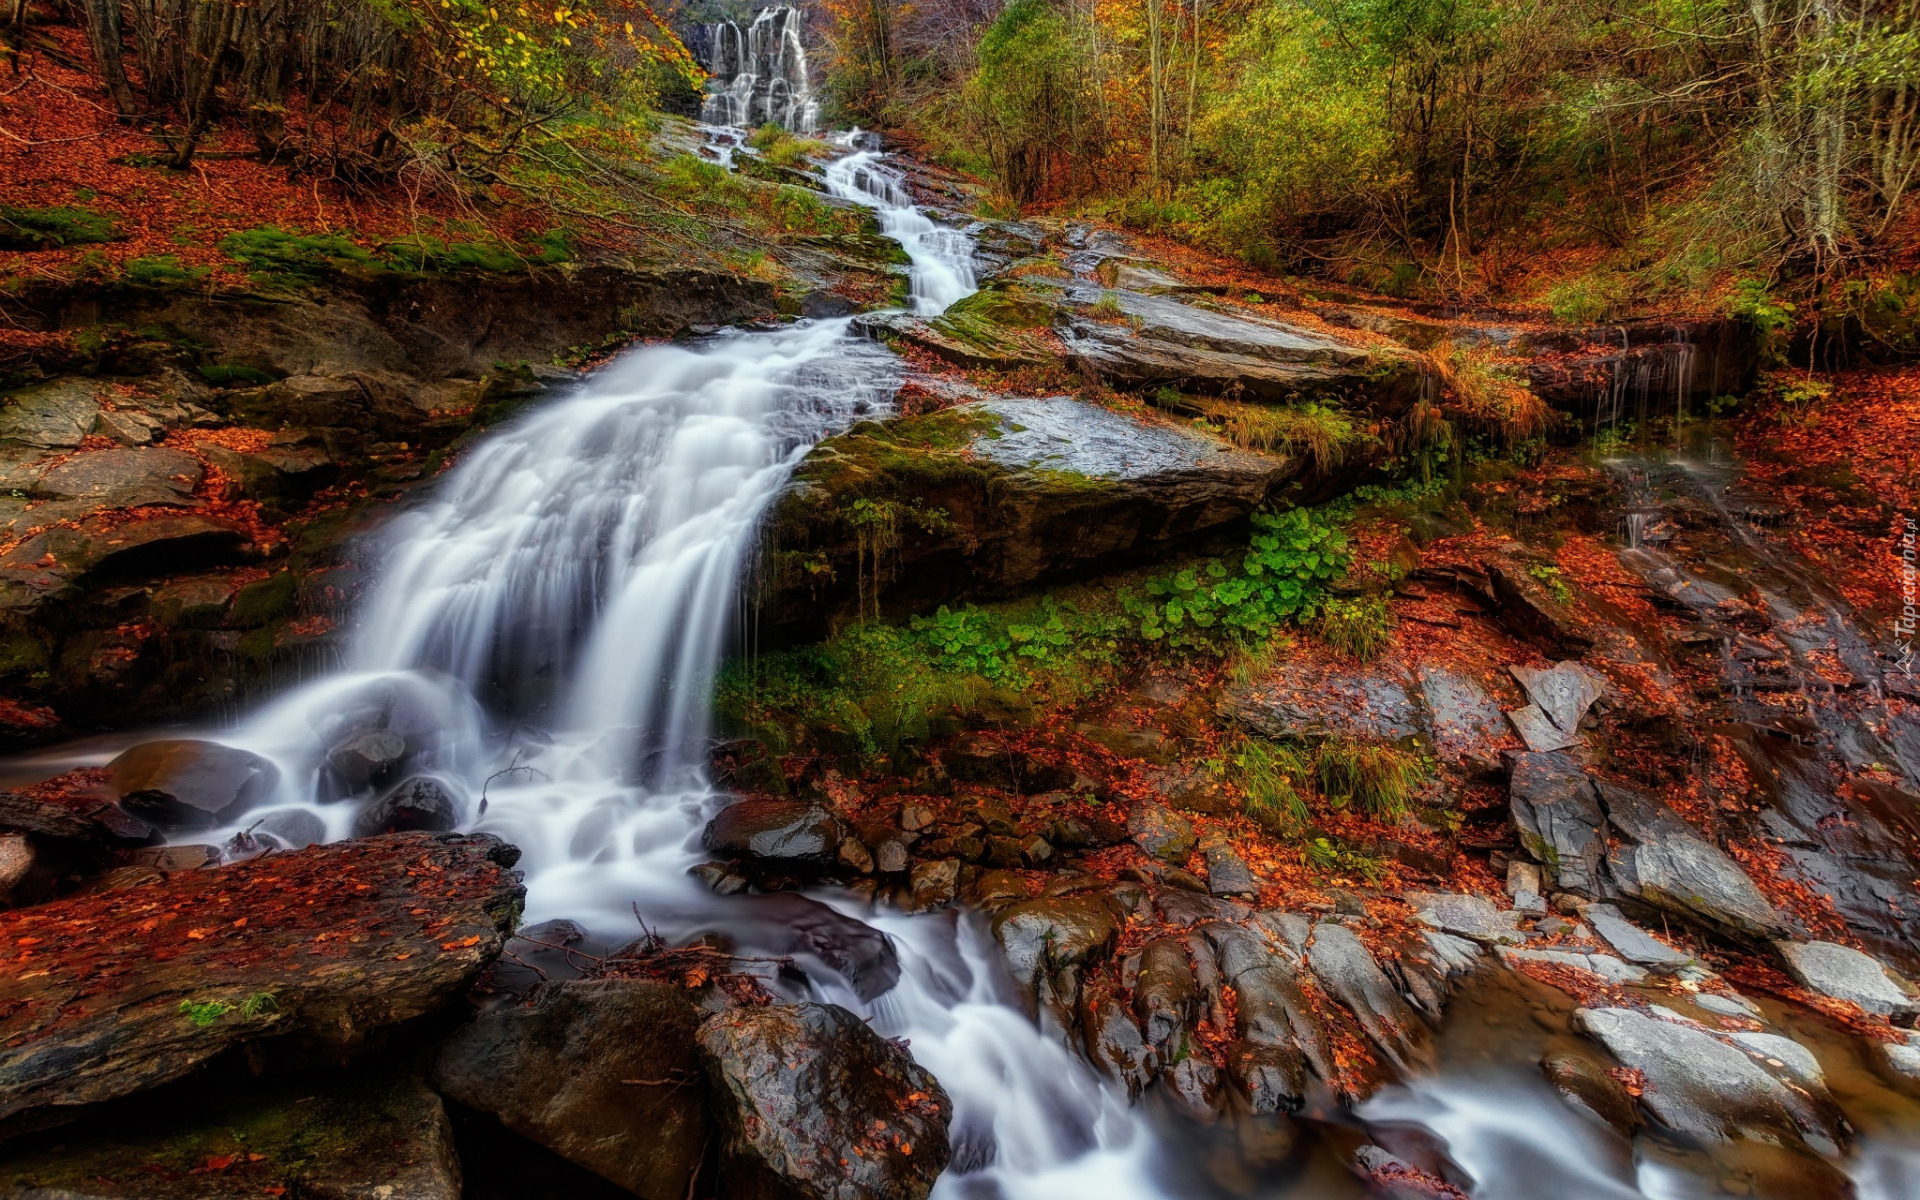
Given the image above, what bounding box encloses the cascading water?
[699,6,819,133]
[206,148,1169,1200]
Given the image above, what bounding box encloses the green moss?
[198,362,278,387]
[220,227,379,287]
[0,204,121,250]
[122,255,211,287]
[229,572,297,628]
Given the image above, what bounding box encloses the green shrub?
[1545,274,1628,324]
[1314,739,1426,818]
[1730,277,1796,363]
[0,204,121,250]
[1316,594,1393,659]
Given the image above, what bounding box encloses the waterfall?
[210,148,1180,1199]
[699,6,819,133]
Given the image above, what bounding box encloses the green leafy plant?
[1124,508,1349,651]
[179,999,234,1027]
[1232,736,1311,833]
[1730,277,1796,364]
[1303,836,1388,882]
[1528,563,1574,604]
[1545,274,1628,324]
[239,992,280,1019]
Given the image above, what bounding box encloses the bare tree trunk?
[82,0,140,117]
[170,0,234,168]
[1146,0,1163,194]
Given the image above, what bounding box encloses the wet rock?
[353,775,461,837]
[1225,659,1423,743]
[1774,940,1920,1020]
[1080,993,1156,1098]
[0,834,53,908]
[1352,1144,1464,1200]
[1879,1031,1920,1087]
[1600,782,1786,940]
[0,786,153,848]
[839,835,877,874]
[1128,802,1196,864]
[1542,1049,1640,1136]
[1572,1006,1841,1149]
[1204,841,1259,897]
[1407,892,1526,945]
[1155,889,1251,926]
[0,1064,462,1200]
[740,893,903,1003]
[107,738,281,831]
[709,737,785,794]
[199,441,339,501]
[906,857,961,912]
[1047,812,1129,849]
[1224,1039,1307,1114]
[701,796,849,876]
[1162,1053,1225,1120]
[94,407,167,446]
[1507,751,1608,895]
[251,807,326,849]
[1054,287,1427,406]
[691,860,752,895]
[1498,946,1648,986]
[1145,763,1234,816]
[1388,931,1479,1017]
[0,831,522,1125]
[942,731,1022,787]
[327,727,409,789]
[433,978,708,1199]
[967,869,1030,908]
[698,1001,952,1200]
[993,895,1120,1003]
[1203,924,1337,1084]
[1584,903,1695,972]
[30,447,204,508]
[1134,937,1199,1046]
[1307,922,1428,1071]
[765,396,1289,637]
[1484,559,1594,657]
[900,802,937,831]
[1417,667,1510,767]
[0,513,252,599]
[1508,662,1605,740]
[0,378,102,448]
[149,574,240,628]
[1507,703,1580,753]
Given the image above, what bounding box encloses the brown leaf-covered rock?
[0,831,523,1129]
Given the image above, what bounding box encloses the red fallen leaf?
[264,1188,286,1197]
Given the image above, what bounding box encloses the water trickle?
[822,147,977,316]
[699,6,819,133]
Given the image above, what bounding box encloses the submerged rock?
[0,831,522,1127]
[698,1001,953,1200]
[433,978,708,1199]
[107,738,281,830]
[1541,1049,1640,1136]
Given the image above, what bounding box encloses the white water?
[700,6,819,133]
[205,146,1168,1200]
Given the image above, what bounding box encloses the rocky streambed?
[0,138,1916,1200]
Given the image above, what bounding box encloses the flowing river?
[37,142,1919,1199]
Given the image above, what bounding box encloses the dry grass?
[1434,339,1551,443]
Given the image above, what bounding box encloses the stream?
[14,143,1920,1198]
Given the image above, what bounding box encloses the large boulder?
[702,796,849,877]
[1508,751,1608,895]
[0,831,523,1126]
[1572,1006,1842,1151]
[697,1001,953,1200]
[1224,658,1424,744]
[0,1064,462,1200]
[352,775,461,837]
[433,978,708,1200]
[762,396,1291,638]
[992,894,1121,1009]
[107,738,281,830]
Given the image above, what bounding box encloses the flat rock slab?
[0,380,102,449]
[968,396,1274,481]
[1509,661,1605,736]
[0,831,523,1127]
[0,1064,461,1199]
[1774,939,1920,1019]
[1408,892,1526,945]
[1584,903,1695,971]
[29,448,203,508]
[1226,659,1423,744]
[1601,782,1786,940]
[1417,667,1511,765]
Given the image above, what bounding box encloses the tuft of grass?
[0,203,121,250]
[1199,399,1359,472]
[748,123,830,168]
[1435,340,1549,444]
[1314,739,1426,819]
[1090,291,1126,320]
[1316,594,1394,659]
[1231,736,1311,834]
[1544,273,1628,324]
[239,992,280,1019]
